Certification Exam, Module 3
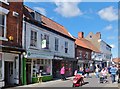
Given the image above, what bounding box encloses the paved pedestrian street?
[6,74,119,89]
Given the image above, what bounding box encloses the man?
[110,65,118,83]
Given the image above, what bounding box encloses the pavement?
[4,73,119,88]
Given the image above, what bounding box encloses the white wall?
[23,22,75,58]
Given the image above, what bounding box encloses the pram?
[72,74,84,87]
[99,75,108,83]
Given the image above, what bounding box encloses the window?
[79,50,82,59]
[30,30,37,47]
[41,34,49,49]
[90,35,92,38]
[0,14,6,38]
[65,41,68,53]
[85,52,89,59]
[55,38,59,51]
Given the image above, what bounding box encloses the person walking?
[110,65,118,83]
[85,67,90,78]
[95,65,100,78]
[60,66,66,80]
[101,68,108,83]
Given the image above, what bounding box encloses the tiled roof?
[75,38,100,53]
[23,5,74,40]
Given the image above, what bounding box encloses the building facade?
[86,32,112,68]
[75,32,100,72]
[0,1,24,87]
[22,6,75,84]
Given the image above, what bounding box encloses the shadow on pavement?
[82,81,89,86]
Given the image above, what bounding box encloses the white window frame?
[0,7,9,41]
[79,50,82,59]
[41,34,49,49]
[55,37,59,51]
[30,30,38,48]
[65,41,68,53]
[0,0,9,5]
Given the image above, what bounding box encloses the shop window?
[41,34,49,49]
[0,14,6,38]
[55,38,59,51]
[30,30,37,47]
[33,59,51,77]
[65,41,68,53]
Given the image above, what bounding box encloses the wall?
[0,2,23,48]
[23,22,75,58]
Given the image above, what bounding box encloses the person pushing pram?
[99,67,108,83]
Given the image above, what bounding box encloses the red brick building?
[75,32,100,71]
[0,1,24,87]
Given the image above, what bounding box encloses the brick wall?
[0,1,23,48]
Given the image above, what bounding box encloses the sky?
[24,1,118,58]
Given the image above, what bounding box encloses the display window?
[33,59,51,77]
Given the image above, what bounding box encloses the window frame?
[65,41,68,53]
[55,37,59,51]
[41,34,49,49]
[0,14,7,41]
[30,30,38,48]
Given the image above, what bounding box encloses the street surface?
[5,73,119,88]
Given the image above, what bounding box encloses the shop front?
[52,56,76,79]
[22,50,54,85]
[0,52,21,87]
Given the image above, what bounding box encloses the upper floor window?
[41,34,49,49]
[30,30,37,47]
[85,52,89,59]
[0,14,6,38]
[79,50,82,59]
[65,41,68,53]
[55,38,59,51]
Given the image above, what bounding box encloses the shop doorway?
[26,63,31,84]
[5,61,14,86]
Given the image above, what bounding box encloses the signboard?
[27,50,54,59]
[42,40,46,49]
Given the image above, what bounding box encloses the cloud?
[54,2,83,18]
[107,36,115,40]
[110,44,115,48]
[34,7,47,16]
[98,6,118,21]
[104,24,113,31]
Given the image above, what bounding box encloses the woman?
[60,66,66,80]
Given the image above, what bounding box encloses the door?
[26,63,31,84]
[5,61,14,85]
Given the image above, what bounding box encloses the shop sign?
[54,56,63,60]
[27,51,54,59]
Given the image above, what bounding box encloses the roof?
[23,5,74,40]
[75,38,100,53]
[112,58,120,63]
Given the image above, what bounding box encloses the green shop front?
[22,50,54,85]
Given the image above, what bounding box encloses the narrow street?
[6,74,118,88]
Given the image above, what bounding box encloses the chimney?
[78,32,84,38]
[96,32,101,39]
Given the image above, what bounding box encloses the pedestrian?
[60,65,66,80]
[95,65,100,78]
[100,68,108,82]
[110,65,118,83]
[74,69,78,76]
[85,67,90,78]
